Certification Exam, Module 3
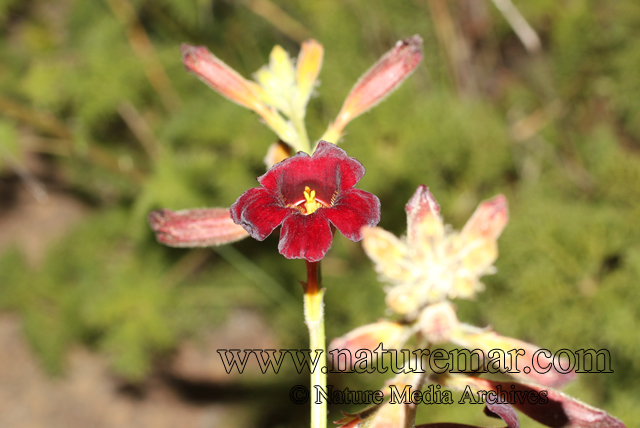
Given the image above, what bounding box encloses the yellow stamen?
[303,186,322,215]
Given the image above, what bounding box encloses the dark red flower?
[230,141,380,262]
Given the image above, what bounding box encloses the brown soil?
[0,161,301,428]
[0,314,254,428]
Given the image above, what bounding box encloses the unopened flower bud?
[296,39,324,108]
[405,185,444,253]
[181,44,266,112]
[329,321,411,369]
[181,44,299,147]
[149,207,249,247]
[263,140,293,168]
[460,194,508,241]
[450,325,576,388]
[323,35,423,142]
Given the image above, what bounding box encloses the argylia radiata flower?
[230,141,380,262]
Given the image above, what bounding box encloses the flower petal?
[312,140,366,190]
[457,377,626,428]
[257,150,311,191]
[325,188,381,242]
[257,141,366,202]
[450,325,576,388]
[484,399,520,428]
[278,210,333,262]
[230,187,290,240]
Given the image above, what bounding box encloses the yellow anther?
[303,186,322,214]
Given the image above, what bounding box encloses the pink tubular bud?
[329,321,411,369]
[460,377,626,428]
[181,44,301,146]
[405,185,443,248]
[461,194,508,241]
[325,35,423,141]
[180,44,266,112]
[149,208,249,247]
[450,327,576,388]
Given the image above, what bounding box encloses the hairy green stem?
[291,110,311,153]
[303,260,326,428]
[404,338,431,428]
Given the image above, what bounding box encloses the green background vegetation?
[0,0,637,426]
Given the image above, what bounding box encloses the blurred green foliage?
[0,0,638,426]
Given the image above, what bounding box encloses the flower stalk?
[290,106,311,154]
[303,260,326,428]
